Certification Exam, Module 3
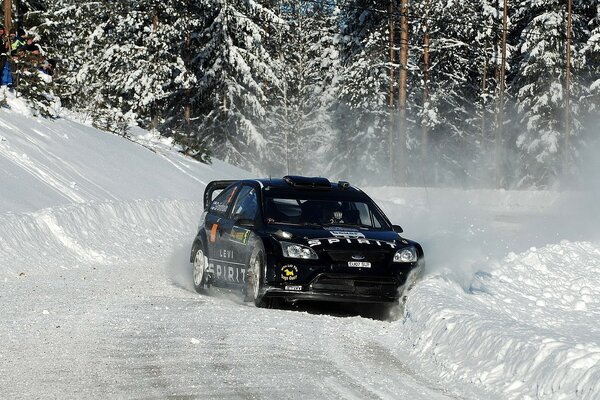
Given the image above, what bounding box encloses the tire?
[192,244,209,294]
[392,263,424,320]
[246,245,275,308]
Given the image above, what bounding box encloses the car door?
[204,183,239,285]
[228,184,259,285]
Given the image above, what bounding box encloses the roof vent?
[338,181,350,189]
[283,175,331,189]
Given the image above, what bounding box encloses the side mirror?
[392,224,403,233]
[235,218,255,228]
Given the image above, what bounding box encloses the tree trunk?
[564,0,572,176]
[4,0,11,34]
[184,32,191,155]
[397,0,409,185]
[422,0,430,181]
[481,47,488,145]
[495,0,508,189]
[389,0,396,174]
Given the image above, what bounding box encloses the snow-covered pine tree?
[264,0,340,176]
[44,0,205,158]
[5,0,59,117]
[74,1,195,136]
[42,1,115,114]
[513,0,589,187]
[409,0,502,186]
[192,0,282,172]
[93,1,196,135]
[332,0,391,184]
[159,1,209,161]
[583,1,600,114]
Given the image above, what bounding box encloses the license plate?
[348,261,371,268]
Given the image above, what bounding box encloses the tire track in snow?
[0,138,86,203]
[17,127,123,202]
[18,132,120,202]
[316,319,459,400]
[36,211,106,263]
[154,150,208,186]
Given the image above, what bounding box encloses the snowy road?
[4,196,599,400]
[0,202,458,399]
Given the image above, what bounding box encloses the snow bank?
[395,241,600,399]
[0,200,201,277]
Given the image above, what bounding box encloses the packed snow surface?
[1,94,599,399]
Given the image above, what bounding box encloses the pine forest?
[3,0,599,188]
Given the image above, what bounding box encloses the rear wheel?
[192,246,208,294]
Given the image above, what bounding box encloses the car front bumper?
[264,273,403,304]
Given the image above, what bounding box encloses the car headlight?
[280,241,318,260]
[393,246,417,263]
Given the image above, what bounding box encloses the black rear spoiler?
[204,180,237,210]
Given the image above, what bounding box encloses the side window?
[209,184,239,217]
[231,186,258,221]
[356,203,382,228]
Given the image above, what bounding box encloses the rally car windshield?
[263,197,389,229]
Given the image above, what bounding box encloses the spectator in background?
[0,25,7,63]
[1,26,54,87]
[10,28,27,55]
[0,25,7,51]
[0,25,13,87]
[25,36,40,52]
[41,58,56,77]
[23,36,44,66]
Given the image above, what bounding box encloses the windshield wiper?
[301,222,324,228]
[323,223,371,229]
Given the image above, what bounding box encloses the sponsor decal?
[210,261,246,283]
[285,285,303,291]
[281,265,298,281]
[328,227,366,239]
[218,249,234,259]
[230,226,251,245]
[210,223,219,243]
[308,238,397,249]
[210,201,228,213]
[329,230,366,239]
[401,239,409,244]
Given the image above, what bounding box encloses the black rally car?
[190,176,424,308]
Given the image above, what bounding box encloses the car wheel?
[246,245,275,308]
[192,245,208,294]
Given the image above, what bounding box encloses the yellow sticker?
[281,265,298,281]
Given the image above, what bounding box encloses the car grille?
[326,250,388,263]
[310,274,398,297]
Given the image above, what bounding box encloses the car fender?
[190,229,209,263]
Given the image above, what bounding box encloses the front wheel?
[192,246,208,294]
[246,246,276,308]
